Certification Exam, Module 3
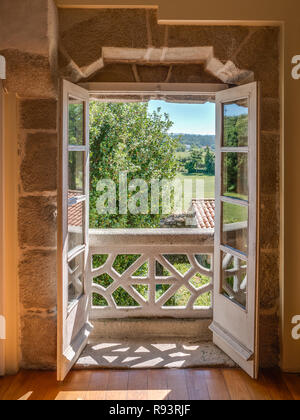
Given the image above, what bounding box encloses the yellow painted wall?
[57,0,300,372]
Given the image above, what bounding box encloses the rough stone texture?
[20,99,57,130]
[260,133,280,195]
[260,195,280,250]
[235,27,280,98]
[147,9,166,48]
[18,196,57,248]
[3,4,279,370]
[88,63,136,83]
[261,98,280,132]
[0,49,57,98]
[90,318,213,341]
[59,9,149,71]
[19,250,57,309]
[169,64,222,84]
[259,251,280,310]
[21,315,56,370]
[168,26,250,62]
[0,0,59,372]
[136,64,169,83]
[259,312,280,368]
[21,132,57,193]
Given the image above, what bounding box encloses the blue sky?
[148,100,216,135]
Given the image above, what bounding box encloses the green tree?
[204,146,215,175]
[89,102,180,229]
[180,147,203,174]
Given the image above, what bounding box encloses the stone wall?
[0,0,59,369]
[58,9,280,367]
[58,10,281,368]
[0,3,281,369]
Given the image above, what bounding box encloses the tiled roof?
[191,199,215,229]
[68,191,83,227]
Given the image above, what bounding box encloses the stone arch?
[58,8,254,86]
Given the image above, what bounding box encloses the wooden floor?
[0,368,299,400]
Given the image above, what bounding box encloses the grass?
[177,173,215,199]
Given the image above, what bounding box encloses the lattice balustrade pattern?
[85,230,214,319]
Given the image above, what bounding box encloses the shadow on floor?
[76,339,236,370]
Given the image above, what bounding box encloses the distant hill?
[171,133,215,149]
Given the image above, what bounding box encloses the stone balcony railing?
[88,229,214,320]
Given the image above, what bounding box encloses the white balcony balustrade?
[86,229,214,319]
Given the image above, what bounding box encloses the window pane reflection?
[223,152,248,201]
[69,97,84,145]
[223,99,248,147]
[69,151,84,194]
[68,252,84,304]
[222,201,248,255]
[68,200,85,251]
[221,251,247,309]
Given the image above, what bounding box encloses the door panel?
[210,82,260,378]
[57,80,92,381]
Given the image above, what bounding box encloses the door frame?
[57,80,92,381]
[0,78,5,376]
[57,81,263,377]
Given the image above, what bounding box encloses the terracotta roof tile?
[192,199,215,229]
[68,191,83,227]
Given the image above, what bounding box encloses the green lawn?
[177,173,215,199]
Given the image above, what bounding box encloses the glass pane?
[221,251,247,309]
[222,201,248,255]
[223,99,248,147]
[68,200,85,251]
[68,252,84,304]
[69,97,84,145]
[222,152,248,201]
[69,151,84,194]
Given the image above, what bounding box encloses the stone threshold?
[75,338,236,370]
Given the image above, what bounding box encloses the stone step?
[89,318,213,341]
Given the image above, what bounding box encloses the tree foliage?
[89,102,180,228]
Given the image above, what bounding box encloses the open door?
[57,80,92,381]
[210,82,260,378]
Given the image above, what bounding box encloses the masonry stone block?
[21,315,56,369]
[88,63,136,83]
[260,195,280,250]
[170,64,222,83]
[235,27,280,98]
[21,132,57,193]
[259,312,280,368]
[168,26,249,62]
[147,9,166,48]
[0,49,57,98]
[136,64,169,83]
[59,9,149,71]
[261,99,280,132]
[20,99,57,130]
[19,250,57,309]
[260,132,280,195]
[19,196,57,248]
[259,251,280,309]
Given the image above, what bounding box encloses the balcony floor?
[76,339,235,370]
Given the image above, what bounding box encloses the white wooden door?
[210,82,260,378]
[57,80,92,381]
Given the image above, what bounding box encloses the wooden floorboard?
[0,368,298,400]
